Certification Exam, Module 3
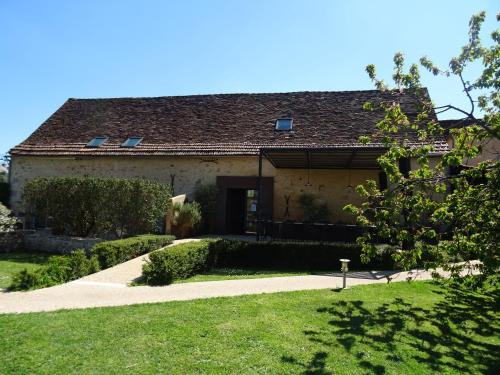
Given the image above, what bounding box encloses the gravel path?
[0,268,436,314]
[80,238,201,285]
[2,238,477,314]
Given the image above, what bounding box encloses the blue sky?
[0,0,497,154]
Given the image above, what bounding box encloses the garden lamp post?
[340,259,350,289]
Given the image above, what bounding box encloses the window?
[121,137,143,148]
[275,118,293,131]
[86,136,108,148]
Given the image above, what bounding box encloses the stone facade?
[22,230,103,254]
[10,155,380,226]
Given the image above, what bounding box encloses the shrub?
[110,179,172,236]
[23,177,171,237]
[9,235,173,291]
[9,249,101,291]
[66,249,100,278]
[214,240,394,270]
[143,240,213,285]
[193,181,218,233]
[171,202,202,238]
[0,203,17,232]
[298,193,330,223]
[141,239,395,285]
[211,240,393,270]
[10,269,48,290]
[91,234,175,269]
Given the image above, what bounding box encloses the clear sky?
[0,0,498,155]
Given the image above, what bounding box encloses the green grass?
[174,268,310,283]
[1,281,498,374]
[0,252,52,289]
[132,268,309,286]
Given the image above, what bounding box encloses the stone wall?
[22,230,103,254]
[0,229,103,254]
[0,231,24,252]
[10,155,380,225]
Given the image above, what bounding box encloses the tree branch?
[458,72,475,117]
[433,105,475,119]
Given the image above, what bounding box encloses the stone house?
[9,90,450,235]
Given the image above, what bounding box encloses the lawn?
[130,268,311,285]
[1,281,498,374]
[0,252,52,289]
[175,268,309,283]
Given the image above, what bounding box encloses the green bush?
[23,177,171,237]
[141,239,395,285]
[298,192,330,222]
[9,269,47,290]
[143,240,212,285]
[67,249,100,278]
[193,181,218,233]
[0,202,17,232]
[91,234,175,269]
[171,202,202,238]
[9,250,101,291]
[9,235,173,291]
[212,240,393,270]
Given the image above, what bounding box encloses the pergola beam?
[262,148,383,170]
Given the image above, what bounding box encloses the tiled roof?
[439,118,485,131]
[11,90,448,156]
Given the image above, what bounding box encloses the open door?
[215,176,273,234]
[225,189,259,234]
[226,189,246,234]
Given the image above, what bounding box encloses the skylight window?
[275,118,293,131]
[121,137,143,148]
[86,136,108,148]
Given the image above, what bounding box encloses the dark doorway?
[226,189,246,234]
[225,189,259,234]
[215,176,274,234]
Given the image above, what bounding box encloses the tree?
[344,12,499,283]
[0,203,17,232]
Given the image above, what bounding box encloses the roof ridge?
[67,88,426,101]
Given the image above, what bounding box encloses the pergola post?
[256,149,263,241]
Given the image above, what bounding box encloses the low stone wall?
[0,231,24,252]
[23,230,104,254]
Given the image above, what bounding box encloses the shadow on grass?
[0,252,52,265]
[197,268,303,276]
[282,351,332,375]
[283,282,500,374]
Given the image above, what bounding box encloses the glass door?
[244,189,258,233]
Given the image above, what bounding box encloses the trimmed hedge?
[212,240,393,270]
[91,234,176,269]
[9,250,100,291]
[142,239,395,285]
[23,177,171,237]
[143,240,212,285]
[9,234,175,291]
